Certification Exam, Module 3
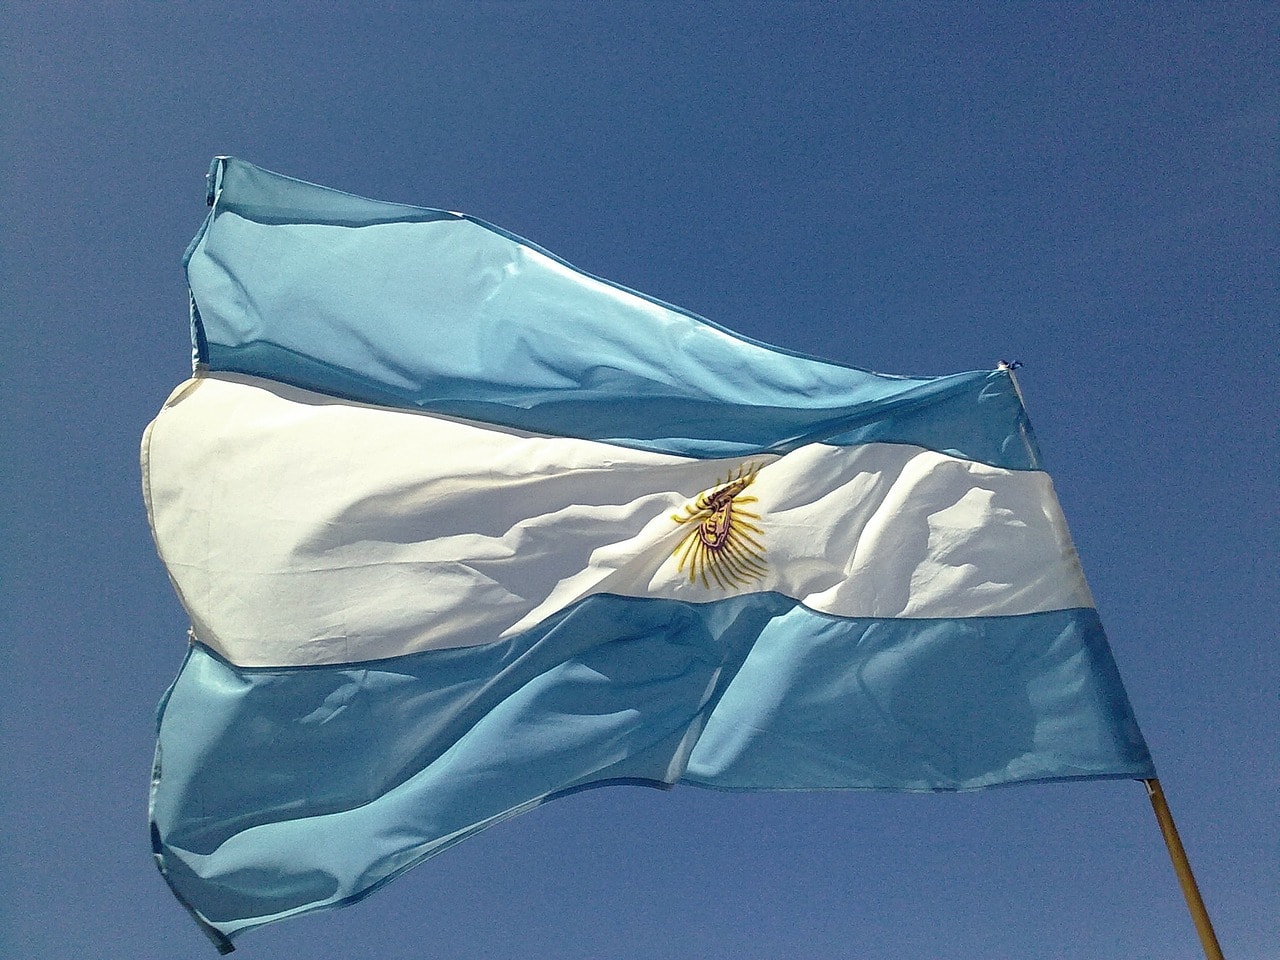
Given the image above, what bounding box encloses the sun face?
[671,464,766,590]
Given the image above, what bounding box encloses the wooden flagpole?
[1143,778,1224,960]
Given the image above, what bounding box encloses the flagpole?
[1142,778,1224,960]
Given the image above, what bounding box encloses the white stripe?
[143,374,1093,667]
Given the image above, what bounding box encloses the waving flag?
[143,158,1154,952]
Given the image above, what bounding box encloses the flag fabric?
[143,157,1154,952]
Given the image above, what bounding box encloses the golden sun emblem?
[671,464,766,590]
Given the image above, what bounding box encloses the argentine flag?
[144,158,1154,952]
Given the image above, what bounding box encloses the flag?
[143,157,1154,952]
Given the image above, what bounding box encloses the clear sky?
[4,3,1275,958]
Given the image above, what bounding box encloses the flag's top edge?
[187,157,1042,468]
[197,156,999,386]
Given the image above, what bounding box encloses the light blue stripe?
[186,158,1040,467]
[152,596,1152,944]
[684,605,1153,791]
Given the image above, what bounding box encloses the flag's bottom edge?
[158,768,1158,950]
[157,775,679,950]
[679,769,1156,794]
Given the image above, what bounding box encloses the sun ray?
[670,464,767,591]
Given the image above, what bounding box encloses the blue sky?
[4,4,1275,958]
